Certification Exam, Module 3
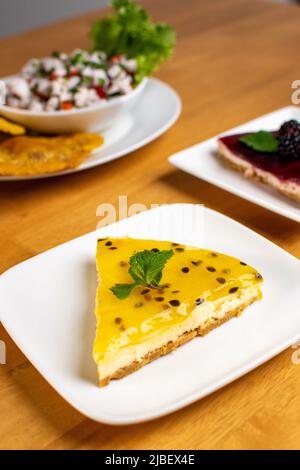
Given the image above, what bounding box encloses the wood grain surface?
[0,0,300,450]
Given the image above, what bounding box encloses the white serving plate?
[0,78,181,181]
[169,106,300,223]
[1,204,299,425]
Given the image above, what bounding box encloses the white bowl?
[0,77,147,134]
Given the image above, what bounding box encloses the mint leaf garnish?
[129,249,173,286]
[239,131,278,153]
[111,283,138,299]
[111,249,174,299]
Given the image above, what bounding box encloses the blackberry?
[279,119,299,134]
[278,119,300,159]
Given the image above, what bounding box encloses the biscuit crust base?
[218,140,300,203]
[99,294,257,387]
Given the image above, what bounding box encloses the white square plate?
[1,204,299,425]
[169,106,300,223]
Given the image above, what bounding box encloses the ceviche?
[5,50,138,111]
[3,0,176,113]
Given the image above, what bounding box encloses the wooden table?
[0,0,300,450]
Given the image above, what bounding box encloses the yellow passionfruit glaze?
[93,238,263,361]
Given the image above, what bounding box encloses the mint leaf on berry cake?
[218,120,300,203]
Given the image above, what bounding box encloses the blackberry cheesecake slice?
[93,237,263,386]
[218,120,300,203]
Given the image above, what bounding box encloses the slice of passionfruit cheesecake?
[93,237,263,386]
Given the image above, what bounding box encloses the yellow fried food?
[0,133,103,176]
[0,116,26,135]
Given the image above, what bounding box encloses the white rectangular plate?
[169,106,300,223]
[1,204,300,425]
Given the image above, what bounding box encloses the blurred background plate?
[170,106,300,223]
[0,78,181,181]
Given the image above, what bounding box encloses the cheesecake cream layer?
[96,285,260,382]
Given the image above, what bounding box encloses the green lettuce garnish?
[90,0,176,83]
